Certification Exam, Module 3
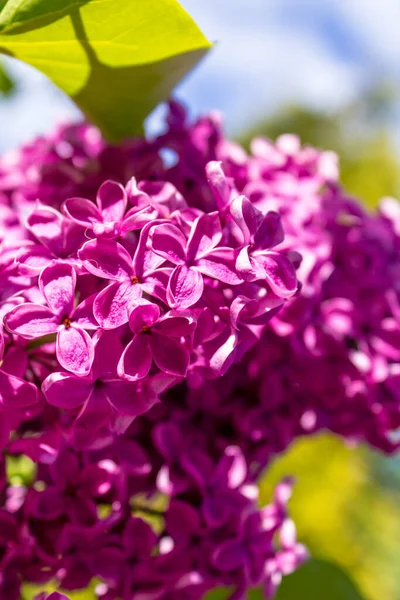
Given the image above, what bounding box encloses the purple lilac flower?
[64,179,157,239]
[5,262,97,375]
[0,101,399,600]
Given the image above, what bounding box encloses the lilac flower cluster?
[0,101,399,598]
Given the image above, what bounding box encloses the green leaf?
[0,0,212,140]
[274,559,368,600]
[0,57,13,94]
[203,559,368,600]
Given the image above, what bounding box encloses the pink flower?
[230,196,297,297]
[118,300,194,381]
[149,212,242,308]
[5,262,96,375]
[78,226,167,329]
[64,179,157,239]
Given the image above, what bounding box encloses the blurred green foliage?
[259,434,400,600]
[0,58,13,95]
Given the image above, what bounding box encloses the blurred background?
[3,1,400,599]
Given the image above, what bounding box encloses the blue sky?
[1,0,400,151]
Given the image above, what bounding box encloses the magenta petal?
[97,180,127,222]
[122,517,157,557]
[197,248,243,284]
[33,487,65,520]
[166,500,201,544]
[149,223,187,264]
[186,212,222,262]
[64,197,102,227]
[153,315,194,337]
[42,372,93,409]
[0,370,38,408]
[72,293,98,330]
[72,388,114,451]
[104,379,157,416]
[91,330,124,379]
[57,327,94,376]
[206,161,232,210]
[26,204,64,255]
[39,262,76,316]
[211,539,246,571]
[167,264,204,309]
[94,280,142,329]
[121,204,158,233]
[118,335,152,381]
[16,244,53,276]
[79,239,134,280]
[92,547,125,582]
[128,301,160,333]
[150,334,189,377]
[254,211,285,248]
[235,246,255,280]
[230,195,263,244]
[257,252,298,298]
[5,303,57,339]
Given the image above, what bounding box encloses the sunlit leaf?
[0,0,212,140]
[0,57,13,94]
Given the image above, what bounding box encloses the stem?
[131,502,165,517]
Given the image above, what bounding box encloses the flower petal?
[186,212,222,262]
[63,197,102,227]
[94,280,142,329]
[104,379,158,416]
[79,239,134,281]
[71,388,114,451]
[56,327,94,376]
[167,264,204,309]
[148,223,187,264]
[153,314,194,337]
[4,303,57,339]
[91,330,124,380]
[72,293,98,330]
[16,244,53,276]
[97,180,127,222]
[128,300,160,334]
[118,335,152,381]
[33,487,65,520]
[197,248,242,284]
[254,210,284,249]
[150,333,190,377]
[42,372,93,409]
[212,539,246,571]
[230,195,264,244]
[256,252,298,298]
[121,204,158,233]
[0,370,38,408]
[39,262,76,316]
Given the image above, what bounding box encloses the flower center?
[141,325,150,333]
[131,276,139,284]
[63,316,72,329]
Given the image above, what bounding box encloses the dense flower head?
[0,101,399,598]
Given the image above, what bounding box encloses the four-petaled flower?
[149,212,242,308]
[5,262,97,375]
[230,196,298,298]
[118,300,194,381]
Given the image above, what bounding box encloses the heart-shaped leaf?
[0,0,212,140]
